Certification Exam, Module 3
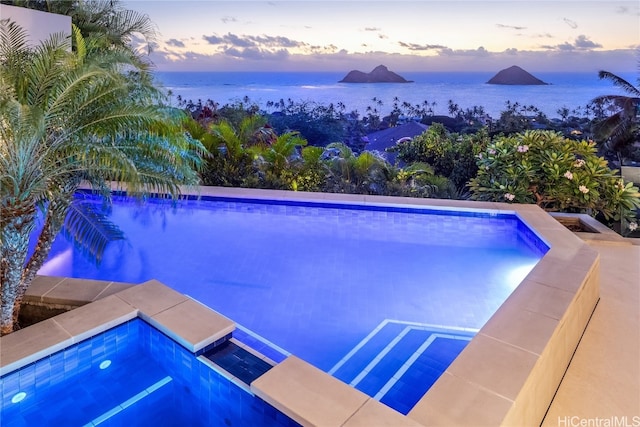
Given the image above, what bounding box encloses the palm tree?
[323,143,393,194]
[591,69,640,165]
[0,22,203,334]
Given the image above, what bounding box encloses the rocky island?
[339,65,413,83]
[487,65,548,85]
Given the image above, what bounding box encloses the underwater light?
[99,360,112,370]
[11,392,27,403]
[506,263,538,289]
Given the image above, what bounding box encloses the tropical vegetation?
[0,19,203,334]
[468,130,640,230]
[591,70,640,166]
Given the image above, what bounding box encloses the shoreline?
[157,70,619,121]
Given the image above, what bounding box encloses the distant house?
[0,4,71,46]
[364,121,428,164]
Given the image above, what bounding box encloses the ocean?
[154,71,635,120]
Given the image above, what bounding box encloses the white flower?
[564,171,574,180]
[574,159,585,168]
[504,193,515,201]
[488,148,496,155]
[579,185,589,194]
[629,222,638,232]
[517,145,529,153]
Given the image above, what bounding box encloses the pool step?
[82,376,173,426]
[202,339,275,386]
[329,320,475,414]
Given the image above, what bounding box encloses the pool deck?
[542,237,640,426]
[1,187,638,426]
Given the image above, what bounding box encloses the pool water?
[0,320,298,427]
[37,194,548,413]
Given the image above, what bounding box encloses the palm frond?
[598,70,640,97]
[63,200,126,263]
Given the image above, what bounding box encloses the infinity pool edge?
[0,187,600,426]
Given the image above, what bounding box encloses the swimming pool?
[36,192,548,414]
[0,318,298,427]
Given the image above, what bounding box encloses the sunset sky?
[122,1,639,73]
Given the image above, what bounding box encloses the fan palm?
[0,21,203,334]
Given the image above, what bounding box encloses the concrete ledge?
[146,298,235,353]
[51,294,138,344]
[344,399,424,426]
[1,279,237,377]
[550,212,629,245]
[251,356,370,427]
[23,276,134,306]
[115,279,189,316]
[0,319,73,376]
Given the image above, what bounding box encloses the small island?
[339,65,413,83]
[487,65,548,85]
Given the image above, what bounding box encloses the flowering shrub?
[468,130,640,232]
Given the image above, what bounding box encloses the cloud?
[203,34,225,45]
[615,5,640,17]
[546,42,575,51]
[148,46,637,74]
[202,32,307,50]
[223,47,290,61]
[221,16,237,24]
[562,18,578,29]
[166,38,185,48]
[252,35,307,48]
[541,35,602,51]
[496,23,526,30]
[398,41,447,51]
[223,33,256,47]
[363,27,381,32]
[439,46,490,57]
[574,35,602,49]
[531,33,553,39]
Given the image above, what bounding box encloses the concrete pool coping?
[0,187,602,426]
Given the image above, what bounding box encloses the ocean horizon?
[154,70,636,120]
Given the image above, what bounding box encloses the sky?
[122,1,639,73]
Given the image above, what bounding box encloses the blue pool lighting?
[11,392,26,404]
[28,193,550,416]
